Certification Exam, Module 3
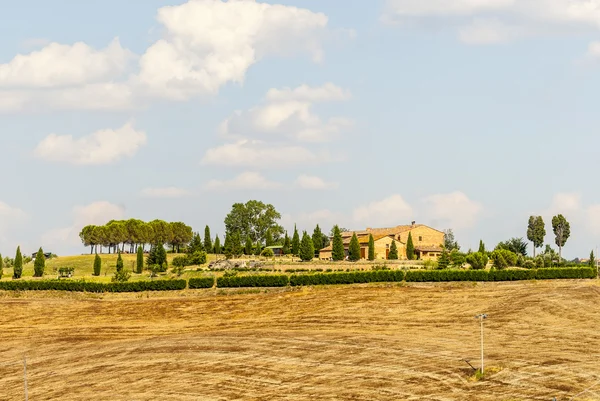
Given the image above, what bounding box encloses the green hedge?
[404,268,595,282]
[0,279,187,292]
[188,277,215,289]
[290,270,405,286]
[216,274,289,288]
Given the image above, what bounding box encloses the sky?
[1,0,600,258]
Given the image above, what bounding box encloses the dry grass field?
[1,280,600,400]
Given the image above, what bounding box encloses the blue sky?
[1,0,600,258]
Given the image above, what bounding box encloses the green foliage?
[0,279,187,292]
[466,252,488,270]
[112,269,131,283]
[290,270,405,286]
[388,241,399,260]
[282,232,291,255]
[172,256,188,267]
[224,231,243,259]
[261,248,275,257]
[406,233,415,260]
[254,241,262,256]
[491,249,518,270]
[478,240,485,254]
[34,247,45,277]
[213,235,221,254]
[187,251,207,266]
[224,200,284,244]
[348,233,361,262]
[188,277,215,289]
[589,250,596,268]
[527,216,546,257]
[116,252,124,273]
[171,265,185,277]
[204,226,212,253]
[331,225,345,261]
[188,232,204,254]
[136,246,143,274]
[450,250,466,268]
[147,243,167,269]
[535,256,545,268]
[443,229,460,251]
[217,274,289,288]
[312,224,324,251]
[245,235,253,255]
[265,228,274,247]
[0,254,3,280]
[291,225,300,255]
[437,249,450,269]
[93,254,102,276]
[523,260,535,269]
[13,246,23,279]
[552,214,571,259]
[495,237,528,256]
[299,231,315,262]
[368,234,375,261]
[58,267,74,278]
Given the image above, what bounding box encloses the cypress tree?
[282,232,291,255]
[312,224,324,251]
[254,241,262,256]
[291,225,300,255]
[331,225,345,261]
[438,249,451,269]
[589,250,596,268]
[368,234,375,261]
[94,254,102,276]
[348,233,361,262]
[388,241,399,260]
[299,231,315,262]
[265,229,274,247]
[188,232,203,253]
[204,226,212,253]
[245,235,253,255]
[406,233,415,260]
[34,247,45,277]
[478,240,485,254]
[213,235,221,255]
[116,251,124,273]
[13,246,23,279]
[136,246,143,273]
[224,231,242,259]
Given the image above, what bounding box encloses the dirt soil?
[1,280,600,401]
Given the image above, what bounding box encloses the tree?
[388,241,399,260]
[527,216,546,257]
[466,252,488,270]
[299,231,315,262]
[443,229,459,251]
[224,231,242,259]
[188,232,204,254]
[478,240,485,254]
[348,233,361,262]
[291,225,300,255]
[450,250,466,268]
[331,225,345,261]
[168,222,193,253]
[213,235,221,255]
[589,250,596,268]
[116,251,124,273]
[13,246,23,279]
[312,224,324,251]
[406,233,415,260]
[265,228,274,247]
[282,232,291,255]
[94,254,102,276]
[552,214,571,261]
[0,253,3,280]
[136,246,144,273]
[491,249,517,270]
[438,249,450,269]
[204,226,212,253]
[368,234,375,261]
[224,200,284,244]
[34,247,45,277]
[147,243,167,271]
[495,238,528,256]
[245,235,253,255]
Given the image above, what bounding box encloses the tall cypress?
[299,231,315,262]
[265,229,274,247]
[34,247,45,277]
[116,251,124,273]
[291,225,300,255]
[282,232,291,255]
[406,233,415,260]
[213,235,221,255]
[368,234,375,261]
[348,233,361,262]
[94,254,102,276]
[331,225,345,261]
[389,241,399,260]
[312,224,324,251]
[478,240,485,254]
[204,226,213,253]
[13,246,23,279]
[245,235,253,255]
[136,246,144,273]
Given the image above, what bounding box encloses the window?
[386,244,390,249]
[419,236,423,241]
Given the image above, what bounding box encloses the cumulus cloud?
[352,194,414,227]
[141,187,189,199]
[34,122,147,165]
[423,191,483,230]
[220,83,352,143]
[206,171,281,191]
[294,174,338,190]
[383,0,600,45]
[0,201,29,250]
[586,41,600,59]
[136,0,331,100]
[201,139,331,168]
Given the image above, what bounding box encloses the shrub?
[217,274,289,288]
[466,252,488,270]
[261,248,275,257]
[437,250,450,269]
[188,277,215,289]
[13,246,23,279]
[491,249,517,270]
[188,251,207,266]
[451,250,466,268]
[523,260,535,269]
[0,254,3,279]
[172,256,188,268]
[0,279,186,292]
[423,260,438,270]
[535,256,545,268]
[93,254,102,276]
[34,248,45,277]
[290,270,404,286]
[388,241,399,260]
[171,265,185,277]
[116,252,124,273]
[112,269,131,283]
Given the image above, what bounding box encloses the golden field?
[1,280,600,400]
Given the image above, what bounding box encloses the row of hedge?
[0,268,596,292]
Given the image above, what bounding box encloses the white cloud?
[352,194,414,227]
[34,122,147,165]
[294,174,338,190]
[141,187,189,199]
[587,41,600,58]
[423,191,483,230]
[206,171,281,191]
[383,0,600,44]
[136,0,331,100]
[201,139,331,168]
[0,201,29,251]
[0,38,133,89]
[220,83,352,143]
[42,201,125,254]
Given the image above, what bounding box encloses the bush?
[217,274,289,288]
[93,254,102,276]
[34,248,45,277]
[112,269,131,283]
[13,246,23,279]
[0,279,186,292]
[523,260,535,269]
[491,249,517,270]
[171,265,186,277]
[261,248,275,257]
[290,270,404,286]
[188,251,207,266]
[450,251,466,268]
[172,256,188,268]
[466,252,488,270]
[535,256,545,268]
[188,277,215,289]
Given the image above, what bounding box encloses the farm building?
[319,222,444,261]
[264,245,284,256]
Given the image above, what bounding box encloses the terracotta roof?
[414,245,443,253]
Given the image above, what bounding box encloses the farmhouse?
[319,222,444,261]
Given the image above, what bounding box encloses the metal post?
[23,355,28,401]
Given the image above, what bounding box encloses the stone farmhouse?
[319,222,444,261]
